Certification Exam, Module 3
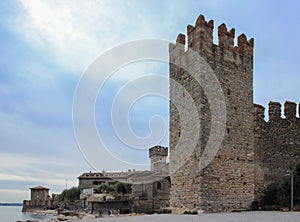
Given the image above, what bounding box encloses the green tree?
[115,182,132,195]
[276,180,291,207]
[94,184,115,194]
[262,183,279,206]
[262,162,300,208]
[294,164,300,204]
[59,187,80,201]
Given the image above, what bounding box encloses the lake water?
[0,206,52,222]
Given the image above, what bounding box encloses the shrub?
[262,162,300,208]
[183,210,198,215]
[94,184,116,194]
[157,209,172,214]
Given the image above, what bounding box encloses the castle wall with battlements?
[254,101,300,201]
[169,15,255,213]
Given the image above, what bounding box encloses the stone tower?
[149,146,168,172]
[169,15,255,212]
[30,186,50,207]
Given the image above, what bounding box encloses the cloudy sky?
[0,0,299,202]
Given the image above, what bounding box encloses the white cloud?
[0,189,29,202]
[0,109,88,193]
[0,173,64,187]
[18,0,107,71]
[0,151,81,193]
[15,0,175,74]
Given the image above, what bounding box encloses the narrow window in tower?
[157,182,162,190]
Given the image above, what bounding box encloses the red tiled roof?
[77,170,147,179]
[78,171,127,179]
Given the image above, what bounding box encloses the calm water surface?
[0,206,52,222]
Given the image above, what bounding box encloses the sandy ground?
[68,211,300,222]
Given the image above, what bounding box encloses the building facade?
[78,146,170,214]
[131,146,170,213]
[78,171,128,187]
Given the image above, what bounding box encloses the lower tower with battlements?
[149,146,168,172]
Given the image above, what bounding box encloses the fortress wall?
[254,101,300,200]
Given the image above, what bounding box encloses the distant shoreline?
[0,203,23,206]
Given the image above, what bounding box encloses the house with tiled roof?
[78,146,170,214]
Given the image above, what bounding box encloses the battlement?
[254,104,265,122]
[254,101,300,122]
[268,101,282,121]
[149,146,168,158]
[284,101,297,119]
[218,23,235,48]
[170,14,254,68]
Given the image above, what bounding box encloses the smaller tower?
[149,146,168,172]
[30,186,50,208]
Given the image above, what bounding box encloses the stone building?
[169,14,299,213]
[78,170,135,212]
[22,186,58,211]
[131,172,170,213]
[131,146,170,213]
[78,146,170,214]
[78,171,129,187]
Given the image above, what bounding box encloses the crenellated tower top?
[149,146,168,172]
[170,14,254,69]
[268,101,282,121]
[254,101,300,122]
[284,101,297,119]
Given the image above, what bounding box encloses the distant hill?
[0,203,23,206]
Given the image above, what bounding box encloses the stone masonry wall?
[90,201,132,214]
[254,101,300,201]
[169,15,255,213]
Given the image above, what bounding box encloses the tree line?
[58,182,132,201]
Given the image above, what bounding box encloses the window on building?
[93,181,104,185]
[140,183,145,192]
[157,182,162,190]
